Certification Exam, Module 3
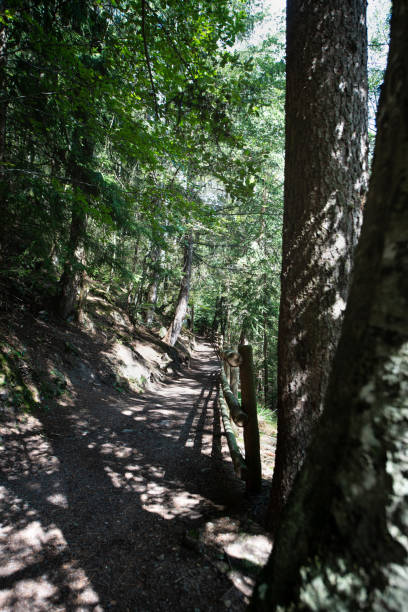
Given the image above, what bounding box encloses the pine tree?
[268,0,368,531]
[252,0,408,607]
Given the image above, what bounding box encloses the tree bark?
[106,233,117,293]
[134,251,149,311]
[268,0,368,531]
[164,232,193,346]
[144,244,161,325]
[126,238,140,308]
[263,274,269,408]
[239,344,262,494]
[58,130,94,321]
[252,1,408,608]
[239,316,249,346]
[58,206,88,320]
[220,294,229,342]
[212,296,221,334]
[263,323,269,407]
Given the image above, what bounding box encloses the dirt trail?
[0,340,271,611]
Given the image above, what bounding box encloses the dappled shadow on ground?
[0,341,270,611]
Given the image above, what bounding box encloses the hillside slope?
[0,287,192,417]
[0,292,274,610]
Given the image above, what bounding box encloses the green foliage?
[1,0,285,405]
[190,23,285,407]
[257,403,277,427]
[1,0,255,289]
[0,1,388,412]
[0,344,37,412]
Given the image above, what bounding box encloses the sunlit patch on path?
[0,340,271,610]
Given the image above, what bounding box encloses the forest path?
[1,339,271,611]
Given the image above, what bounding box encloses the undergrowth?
[0,344,38,413]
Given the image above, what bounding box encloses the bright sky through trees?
[253,0,390,55]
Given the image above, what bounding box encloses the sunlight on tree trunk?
[268,0,368,532]
[164,232,193,346]
[252,0,408,606]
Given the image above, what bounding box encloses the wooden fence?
[215,339,262,494]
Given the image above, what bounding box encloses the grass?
[236,390,277,427]
[257,404,277,427]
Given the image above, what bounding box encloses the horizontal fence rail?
[215,337,262,494]
[219,393,247,481]
[220,366,248,427]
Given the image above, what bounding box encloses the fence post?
[224,359,230,382]
[239,344,262,493]
[230,365,239,398]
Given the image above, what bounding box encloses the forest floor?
[0,298,275,611]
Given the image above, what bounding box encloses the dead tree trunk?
[164,232,193,346]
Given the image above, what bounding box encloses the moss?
[0,348,38,412]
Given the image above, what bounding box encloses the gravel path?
[1,340,270,611]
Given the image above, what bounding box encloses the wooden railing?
[216,339,262,494]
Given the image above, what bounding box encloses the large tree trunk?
[58,206,88,320]
[126,238,140,308]
[239,315,250,346]
[252,1,408,608]
[106,233,117,293]
[144,244,161,325]
[134,251,149,311]
[263,313,269,407]
[164,232,193,346]
[220,292,230,344]
[263,274,269,408]
[268,0,368,531]
[58,131,94,321]
[211,295,224,337]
